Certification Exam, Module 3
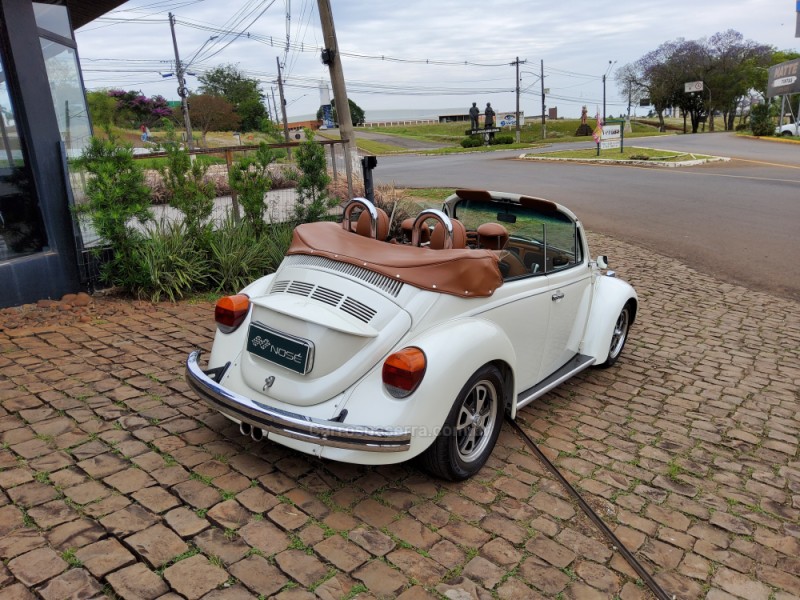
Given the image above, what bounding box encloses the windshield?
[453,197,582,275]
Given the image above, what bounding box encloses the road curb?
[517,153,730,167]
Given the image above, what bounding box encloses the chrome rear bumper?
[185,351,411,452]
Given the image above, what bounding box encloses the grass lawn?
[366,118,663,146]
[530,146,712,162]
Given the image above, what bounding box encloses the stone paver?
[7,547,66,587]
[1,233,798,599]
[163,554,229,600]
[106,562,169,599]
[75,537,136,577]
[125,523,189,568]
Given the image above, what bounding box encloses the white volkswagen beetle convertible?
[186,190,637,480]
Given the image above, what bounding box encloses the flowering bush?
[108,89,173,127]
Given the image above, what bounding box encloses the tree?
[749,103,773,136]
[86,90,117,131]
[158,122,215,241]
[315,98,365,126]
[188,94,241,146]
[294,130,337,223]
[72,136,152,287]
[703,30,771,131]
[229,143,275,232]
[198,65,268,132]
[622,31,772,133]
[107,89,172,128]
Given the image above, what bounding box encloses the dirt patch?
[355,131,449,150]
[0,291,155,332]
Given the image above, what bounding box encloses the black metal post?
[361,156,377,202]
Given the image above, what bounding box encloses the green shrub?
[208,218,267,293]
[72,136,152,288]
[208,218,295,293]
[460,137,483,148]
[258,222,295,269]
[229,143,275,232]
[749,104,773,137]
[493,134,514,145]
[294,130,338,223]
[134,221,208,302]
[158,123,215,239]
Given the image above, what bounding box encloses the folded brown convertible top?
[287,222,503,298]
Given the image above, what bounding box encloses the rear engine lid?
[238,267,411,407]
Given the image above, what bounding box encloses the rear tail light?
[215,294,250,334]
[383,347,426,398]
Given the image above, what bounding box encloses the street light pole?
[168,12,194,149]
[602,60,615,123]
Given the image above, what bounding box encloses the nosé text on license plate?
[246,322,314,374]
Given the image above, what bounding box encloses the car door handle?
[552,291,564,302]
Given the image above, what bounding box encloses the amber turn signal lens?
[215,294,250,334]
[382,347,426,398]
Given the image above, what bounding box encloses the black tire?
[419,364,504,481]
[781,131,793,137]
[597,302,633,369]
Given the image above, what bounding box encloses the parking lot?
[1,231,798,599]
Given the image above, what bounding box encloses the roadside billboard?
[767,58,800,97]
[497,112,524,127]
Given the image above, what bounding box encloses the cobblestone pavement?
[1,233,798,600]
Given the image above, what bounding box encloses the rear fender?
[582,275,637,363]
[338,317,517,460]
[208,273,275,368]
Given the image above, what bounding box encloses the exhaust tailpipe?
[239,422,252,436]
[251,427,264,442]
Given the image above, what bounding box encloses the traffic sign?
[684,81,703,93]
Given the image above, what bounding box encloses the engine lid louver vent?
[287,281,314,296]
[340,297,377,322]
[282,255,403,297]
[311,286,344,306]
[269,279,377,324]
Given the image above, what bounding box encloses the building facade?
[0,0,124,307]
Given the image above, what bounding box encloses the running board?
[516,354,595,410]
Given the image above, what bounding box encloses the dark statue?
[484,103,495,128]
[469,102,480,130]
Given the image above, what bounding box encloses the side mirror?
[596,255,608,269]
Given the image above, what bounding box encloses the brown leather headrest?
[430,219,467,250]
[401,217,429,244]
[356,207,390,240]
[477,222,509,250]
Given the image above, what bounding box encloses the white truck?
[776,121,799,136]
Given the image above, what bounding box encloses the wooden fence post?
[224,149,241,223]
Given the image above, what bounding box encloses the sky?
[75,0,800,122]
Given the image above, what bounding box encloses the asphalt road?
[374,132,800,302]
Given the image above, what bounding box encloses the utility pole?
[511,57,526,143]
[169,12,194,149]
[270,87,279,125]
[275,57,292,159]
[540,59,546,140]
[317,0,355,197]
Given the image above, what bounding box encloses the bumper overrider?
[185,351,411,452]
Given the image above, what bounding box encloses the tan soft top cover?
[287,222,503,298]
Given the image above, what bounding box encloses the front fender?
[582,275,637,363]
[334,317,517,461]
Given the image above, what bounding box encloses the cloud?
[75,0,795,120]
